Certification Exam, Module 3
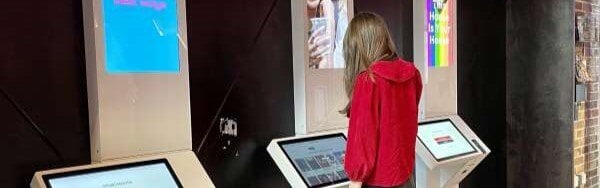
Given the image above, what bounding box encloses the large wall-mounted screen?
[279,133,348,187]
[306,0,349,69]
[43,159,182,188]
[417,119,476,161]
[103,0,180,73]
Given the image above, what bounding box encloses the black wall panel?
[506,0,574,187]
[1,0,90,187]
[354,0,414,61]
[457,0,507,187]
[187,0,295,187]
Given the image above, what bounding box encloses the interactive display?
[43,159,182,188]
[279,134,348,187]
[104,0,180,73]
[427,0,454,68]
[417,120,476,161]
[306,0,349,69]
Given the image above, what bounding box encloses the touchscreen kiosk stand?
[415,115,490,188]
[412,1,489,187]
[31,151,212,188]
[30,0,214,187]
[267,131,350,188]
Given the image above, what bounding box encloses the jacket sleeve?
[344,73,380,182]
[415,69,423,104]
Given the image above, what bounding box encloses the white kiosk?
[268,131,350,188]
[30,0,214,187]
[416,115,490,188]
[413,0,490,187]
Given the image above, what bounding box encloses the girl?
[342,12,422,188]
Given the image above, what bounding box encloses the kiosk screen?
[279,133,349,187]
[418,119,477,161]
[103,0,180,73]
[43,159,182,188]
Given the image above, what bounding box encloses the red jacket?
[344,59,422,187]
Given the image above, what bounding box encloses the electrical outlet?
[218,117,239,158]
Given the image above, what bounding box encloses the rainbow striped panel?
[427,0,453,68]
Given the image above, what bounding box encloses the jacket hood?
[370,59,418,83]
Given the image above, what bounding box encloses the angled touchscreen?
[417,119,476,161]
[43,159,182,188]
[103,0,180,73]
[279,134,348,187]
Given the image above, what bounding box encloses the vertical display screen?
[306,0,349,69]
[103,0,180,73]
[417,120,477,161]
[279,134,349,187]
[426,0,454,68]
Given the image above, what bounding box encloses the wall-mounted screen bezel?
[42,159,183,188]
[277,133,349,188]
[417,119,477,162]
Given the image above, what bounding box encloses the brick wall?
[577,0,600,187]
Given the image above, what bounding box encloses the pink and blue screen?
[104,0,180,73]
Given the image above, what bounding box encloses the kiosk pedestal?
[415,115,490,188]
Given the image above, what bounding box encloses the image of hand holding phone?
[306,0,349,69]
[309,18,332,69]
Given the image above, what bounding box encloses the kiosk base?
[416,157,460,188]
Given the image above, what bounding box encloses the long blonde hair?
[341,12,398,116]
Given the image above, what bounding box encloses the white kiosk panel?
[268,131,350,188]
[83,0,192,162]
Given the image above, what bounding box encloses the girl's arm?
[415,69,423,104]
[344,73,380,183]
